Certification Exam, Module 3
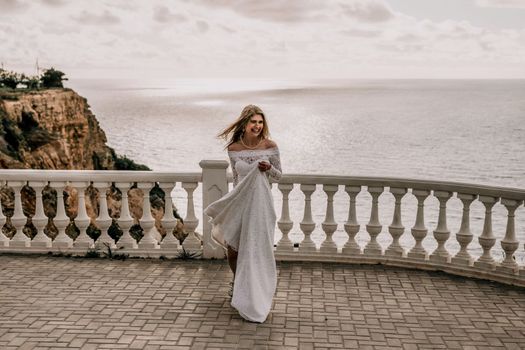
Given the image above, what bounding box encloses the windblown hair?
[218,104,270,148]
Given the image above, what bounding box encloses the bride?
[204,105,282,323]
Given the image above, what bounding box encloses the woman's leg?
[227,245,238,276]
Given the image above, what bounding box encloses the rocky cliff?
[0,88,184,244]
[0,88,127,170]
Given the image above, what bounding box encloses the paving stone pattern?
[0,255,524,349]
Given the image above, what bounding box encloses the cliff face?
[0,88,185,244]
[0,89,117,169]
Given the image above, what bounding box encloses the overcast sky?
[1,0,525,80]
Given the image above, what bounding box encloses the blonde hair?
[218,105,270,148]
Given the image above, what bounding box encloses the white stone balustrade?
[276,183,294,252]
[115,182,136,249]
[159,182,180,251]
[342,186,361,255]
[386,187,407,257]
[408,189,430,260]
[0,166,524,287]
[474,196,498,269]
[29,182,51,248]
[429,191,453,263]
[299,184,316,253]
[364,186,384,255]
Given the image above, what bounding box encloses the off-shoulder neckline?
[228,147,279,155]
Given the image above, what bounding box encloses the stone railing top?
[199,160,229,169]
[0,169,524,200]
[274,174,525,200]
[0,169,202,183]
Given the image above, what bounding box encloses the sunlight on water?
[69,78,525,253]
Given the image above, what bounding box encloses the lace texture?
[204,148,282,323]
[229,147,282,187]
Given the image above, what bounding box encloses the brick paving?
[0,255,524,350]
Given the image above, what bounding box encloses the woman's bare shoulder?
[228,142,244,152]
[264,139,278,149]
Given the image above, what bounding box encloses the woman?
[204,105,282,323]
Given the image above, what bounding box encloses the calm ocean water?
[69,79,525,258]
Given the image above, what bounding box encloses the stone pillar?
[276,183,294,252]
[408,189,430,260]
[386,187,407,257]
[430,191,453,263]
[93,182,115,250]
[137,182,159,250]
[299,184,316,252]
[9,181,30,248]
[199,160,228,259]
[115,182,136,249]
[498,198,522,274]
[364,186,383,255]
[28,181,51,248]
[50,181,73,249]
[159,182,180,251]
[474,196,498,270]
[342,186,361,255]
[451,193,477,266]
[71,182,94,249]
[181,182,201,253]
[320,185,338,254]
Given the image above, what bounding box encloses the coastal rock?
[0,89,185,243]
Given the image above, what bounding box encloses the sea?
[69,79,525,260]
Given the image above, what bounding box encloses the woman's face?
[244,114,264,138]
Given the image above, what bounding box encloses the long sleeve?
[229,155,239,187]
[267,149,282,182]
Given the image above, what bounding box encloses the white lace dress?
[204,147,282,323]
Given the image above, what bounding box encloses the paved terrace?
[0,255,524,350]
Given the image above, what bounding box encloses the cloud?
[40,0,66,7]
[196,20,209,33]
[72,10,121,25]
[219,24,236,34]
[340,1,393,22]
[340,28,382,37]
[0,0,28,13]
[192,0,325,23]
[153,6,187,23]
[475,0,525,8]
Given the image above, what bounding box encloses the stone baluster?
[386,187,407,257]
[342,186,361,255]
[0,181,7,247]
[451,193,477,266]
[429,191,453,263]
[159,182,180,250]
[364,186,383,255]
[71,182,94,249]
[29,182,51,248]
[498,198,522,274]
[474,196,498,270]
[320,185,338,254]
[137,182,160,249]
[181,182,201,251]
[276,183,294,252]
[299,184,316,252]
[115,182,135,249]
[199,160,228,259]
[408,189,430,259]
[8,181,30,247]
[50,181,73,249]
[93,182,115,249]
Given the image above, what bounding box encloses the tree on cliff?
[0,69,25,89]
[40,68,68,88]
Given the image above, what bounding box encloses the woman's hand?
[258,161,271,172]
